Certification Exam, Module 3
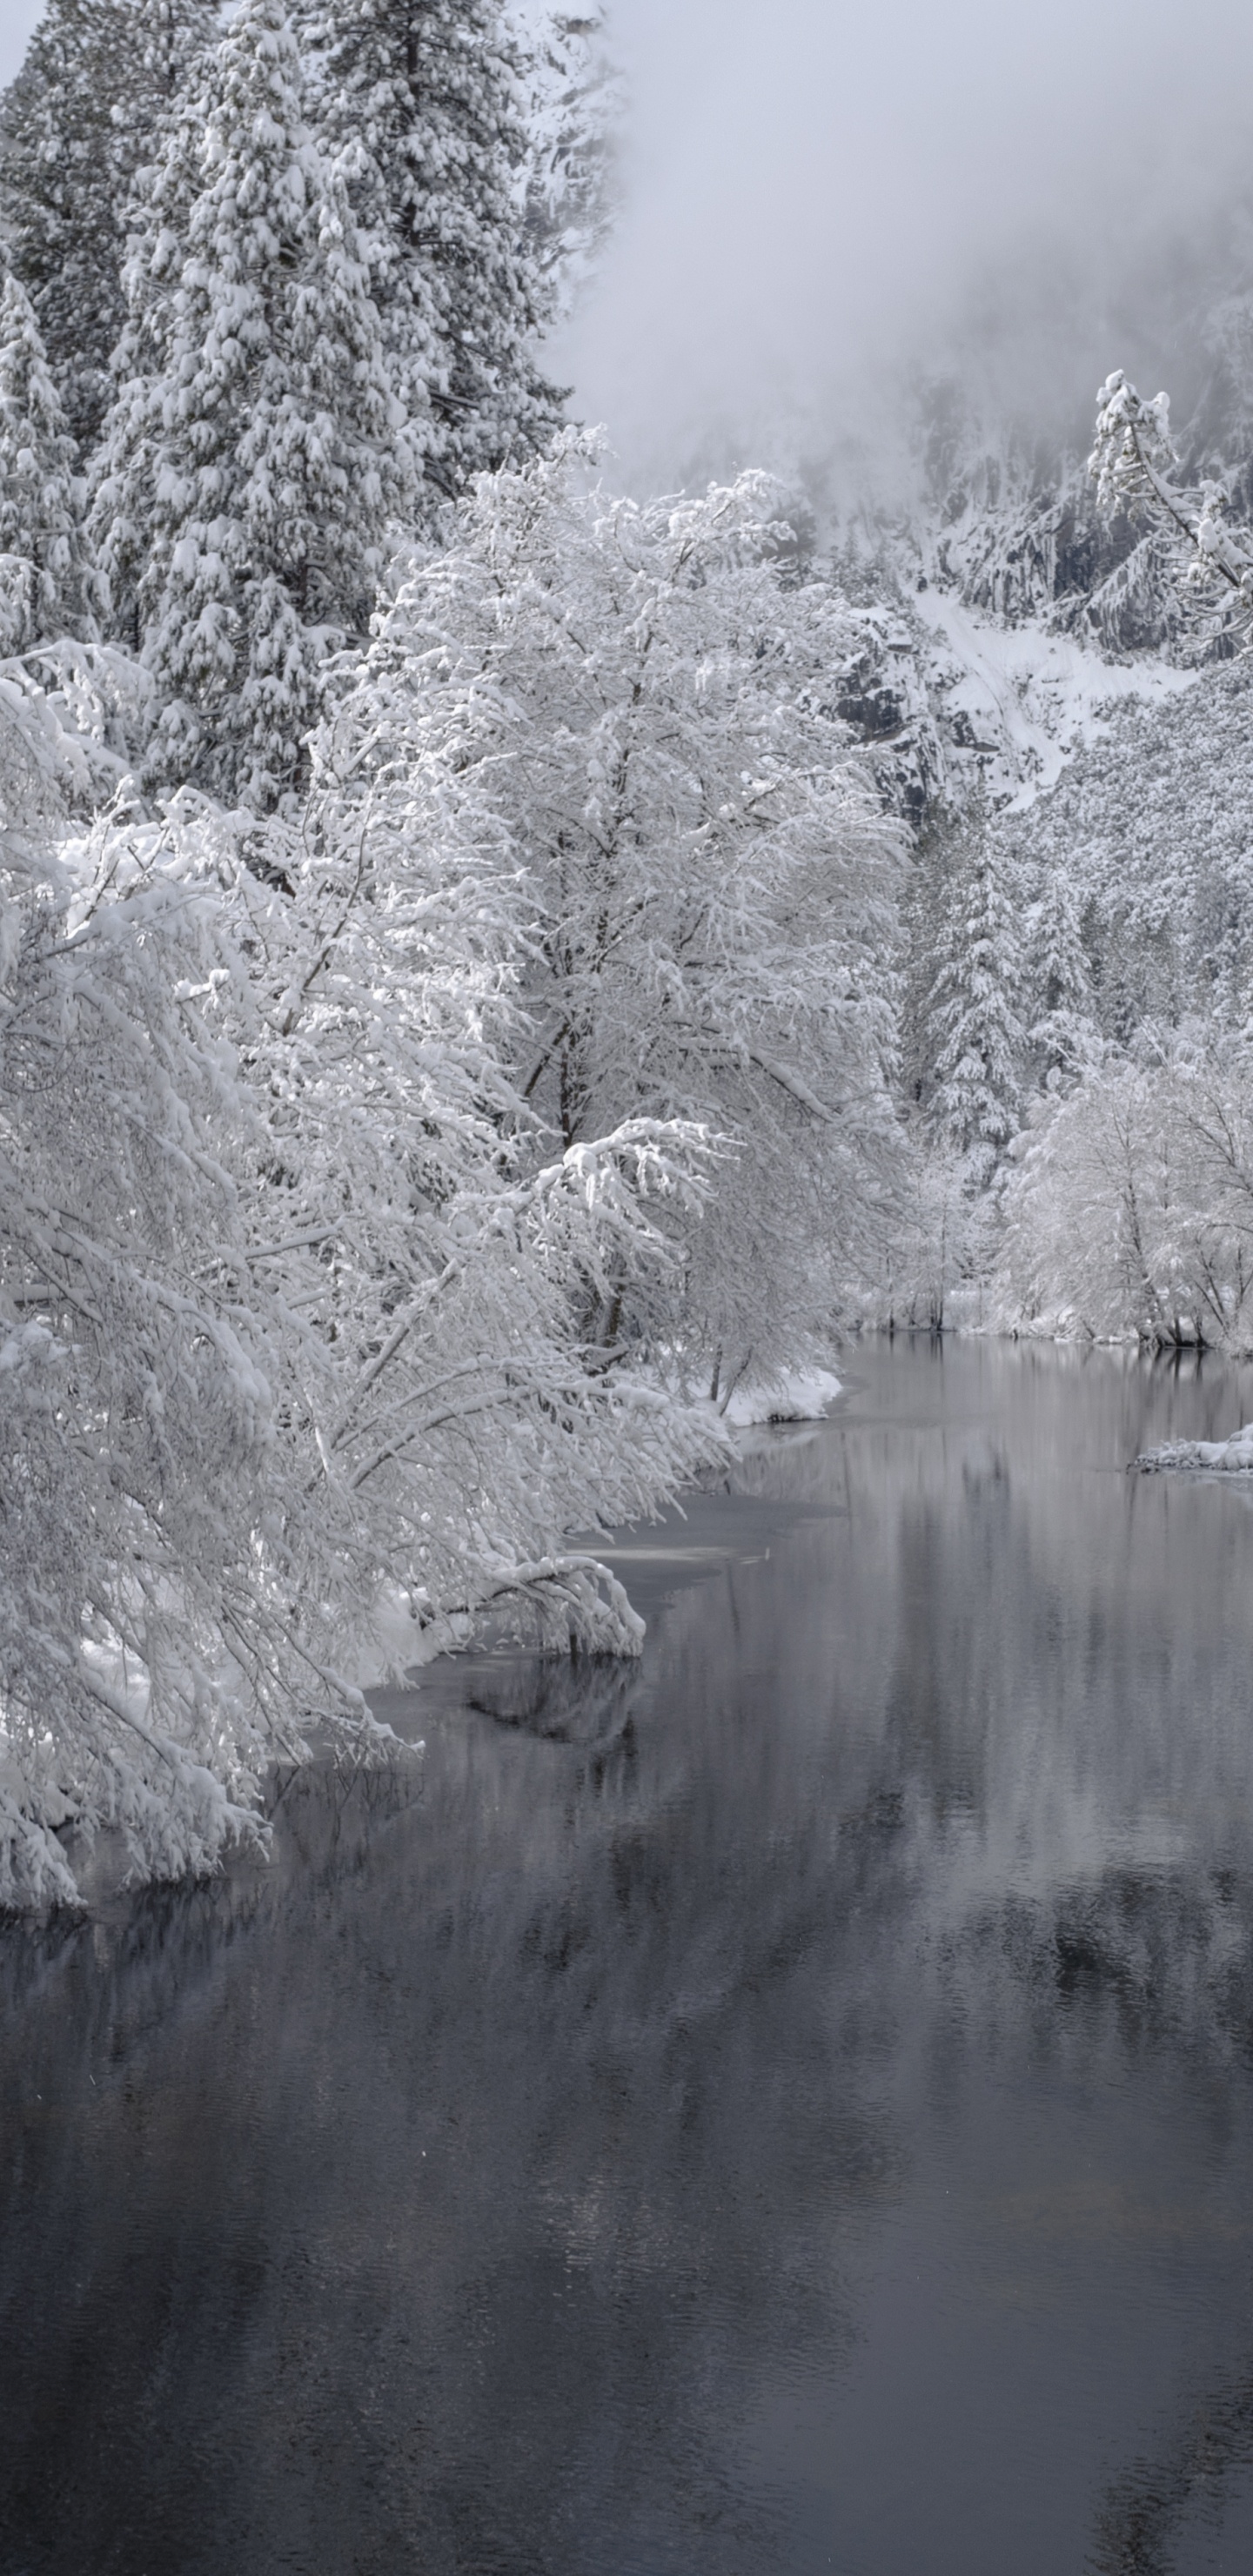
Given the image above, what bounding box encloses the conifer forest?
[2,0,1253,1909]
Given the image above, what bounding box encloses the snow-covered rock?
[723,1366,842,1427]
[1134,1424,1253,1473]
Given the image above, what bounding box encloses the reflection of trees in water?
[1087,2362,1253,2575]
[928,1859,1253,2575]
[0,1639,919,2576]
[465,1648,645,1744]
[936,1865,1253,2079]
[6,1340,1253,2569]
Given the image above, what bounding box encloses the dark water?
[7,1339,1253,2575]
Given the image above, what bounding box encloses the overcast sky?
[551,0,1253,496]
[0,2,43,88]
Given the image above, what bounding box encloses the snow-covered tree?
[1000,1037,1253,1350]
[301,0,562,508]
[0,0,218,450]
[322,439,904,1385]
[90,0,407,808]
[231,767,725,1637]
[1026,864,1098,1083]
[0,810,295,1909]
[1090,369,1253,648]
[0,268,146,814]
[927,809,1024,1183]
[0,768,727,1910]
[515,7,624,323]
[0,268,99,649]
[998,665,1253,1042]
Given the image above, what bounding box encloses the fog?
[4,0,1253,506]
[551,0,1253,500]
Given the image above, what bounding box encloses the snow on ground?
[912,587,1196,809]
[1135,1424,1253,1473]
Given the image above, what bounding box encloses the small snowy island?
[1134,1426,1253,1473]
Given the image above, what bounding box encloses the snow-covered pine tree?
[90,0,408,808]
[0,0,218,452]
[516,7,623,324]
[927,809,1025,1183]
[302,0,562,509]
[0,267,99,649]
[1027,865,1098,1084]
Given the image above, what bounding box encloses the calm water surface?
[6,1338,1253,2574]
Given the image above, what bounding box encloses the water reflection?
[3,1339,1253,2573]
[1087,2360,1253,2575]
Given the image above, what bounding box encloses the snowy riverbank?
[720,1366,843,1428]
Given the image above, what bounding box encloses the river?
[5,1336,1253,2574]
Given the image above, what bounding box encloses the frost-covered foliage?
[1000,1039,1253,1350]
[0,646,144,837]
[0,782,726,1910]
[1025,864,1098,1083]
[90,0,407,808]
[300,0,561,506]
[1003,665,1253,1040]
[1089,370,1253,652]
[330,439,904,1383]
[854,1142,990,1333]
[0,819,291,1910]
[897,647,1253,1331]
[975,371,1253,1342]
[226,759,725,1653]
[0,269,98,649]
[0,0,218,450]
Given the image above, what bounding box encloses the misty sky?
[0,3,43,88]
[553,0,1253,496]
[4,0,1253,500]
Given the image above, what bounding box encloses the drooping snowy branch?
[1090,370,1253,634]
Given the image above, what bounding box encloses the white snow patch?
[1135,1423,1253,1474]
[722,1365,842,1426]
[912,588,1196,809]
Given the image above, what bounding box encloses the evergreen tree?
[302,0,562,507]
[1027,865,1098,1083]
[928,814,1024,1180]
[0,0,218,451]
[517,8,623,324]
[90,0,407,809]
[0,267,98,647]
